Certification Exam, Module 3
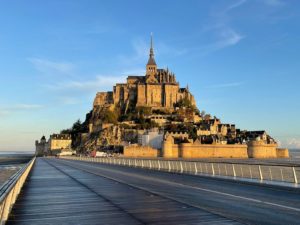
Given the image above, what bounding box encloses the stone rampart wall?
[124,145,159,158]
[247,141,277,158]
[276,148,289,158]
[162,139,289,159]
[180,143,248,158]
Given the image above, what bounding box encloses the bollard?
[168,161,171,172]
[194,162,198,175]
[211,163,215,176]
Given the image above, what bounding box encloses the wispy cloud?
[47,75,126,93]
[205,82,244,89]
[193,0,246,58]
[198,28,245,56]
[216,28,244,48]
[225,0,247,12]
[28,58,75,75]
[0,104,44,116]
[118,39,148,66]
[278,138,300,149]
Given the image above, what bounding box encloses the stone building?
[35,136,49,156]
[93,35,195,112]
[48,134,72,155]
[138,129,164,150]
[35,134,72,156]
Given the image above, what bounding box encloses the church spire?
[147,33,156,66]
[145,33,158,83]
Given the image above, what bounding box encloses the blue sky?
[0,0,300,151]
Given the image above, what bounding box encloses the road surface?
[7,158,300,224]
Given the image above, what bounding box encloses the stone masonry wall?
[124,145,159,158]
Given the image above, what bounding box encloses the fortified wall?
[124,145,159,158]
[163,136,248,158]
[161,136,289,159]
[247,140,289,158]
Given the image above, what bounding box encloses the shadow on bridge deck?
[7,158,240,225]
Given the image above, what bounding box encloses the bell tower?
[146,33,158,83]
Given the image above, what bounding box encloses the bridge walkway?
[7,158,241,225]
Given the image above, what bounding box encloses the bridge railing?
[60,156,299,185]
[0,157,36,224]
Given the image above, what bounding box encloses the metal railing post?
[211,163,215,176]
[292,167,298,184]
[194,162,198,175]
[259,165,263,181]
[232,164,236,177]
[158,160,160,171]
[241,166,244,178]
[180,161,183,173]
[280,168,284,181]
[168,161,171,172]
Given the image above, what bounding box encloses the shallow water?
[0,152,32,186]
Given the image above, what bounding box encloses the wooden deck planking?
[7,158,241,225]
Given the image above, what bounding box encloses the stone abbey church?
[93,36,195,112]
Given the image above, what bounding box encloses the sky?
[0,0,300,151]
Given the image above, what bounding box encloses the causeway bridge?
[1,157,300,225]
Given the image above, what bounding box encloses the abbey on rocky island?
[36,36,289,159]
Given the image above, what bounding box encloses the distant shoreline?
[0,152,33,165]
